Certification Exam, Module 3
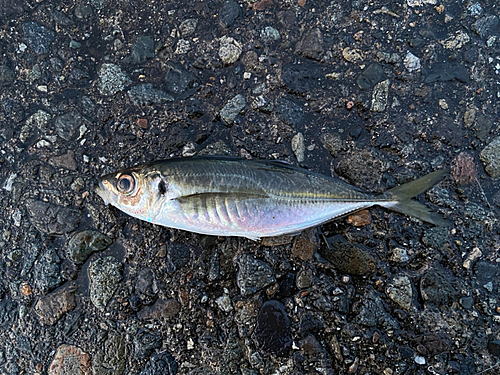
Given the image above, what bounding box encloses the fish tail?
[377,168,450,226]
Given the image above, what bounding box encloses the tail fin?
[377,168,450,226]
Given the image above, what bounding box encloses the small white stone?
[414,356,426,365]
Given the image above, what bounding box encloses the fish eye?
[117,174,135,195]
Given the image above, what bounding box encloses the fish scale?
[96,156,450,240]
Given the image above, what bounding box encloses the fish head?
[96,166,164,221]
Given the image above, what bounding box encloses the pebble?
[472,15,499,38]
[487,340,500,357]
[219,36,242,65]
[34,248,62,295]
[0,298,18,329]
[342,47,364,63]
[296,268,313,289]
[166,242,191,273]
[385,275,413,309]
[0,65,15,85]
[48,344,91,375]
[218,0,241,28]
[276,98,303,129]
[414,356,426,365]
[357,63,385,90]
[139,351,178,375]
[164,62,199,99]
[451,151,477,185]
[215,295,233,312]
[49,150,77,171]
[22,22,55,54]
[479,136,500,179]
[291,132,305,162]
[235,253,275,296]
[137,298,181,321]
[134,330,162,360]
[291,229,317,261]
[92,331,127,375]
[35,283,76,325]
[390,247,409,263]
[347,210,372,227]
[321,234,376,276]
[123,36,154,65]
[98,63,131,96]
[135,268,158,299]
[174,39,190,54]
[55,111,83,140]
[20,110,51,143]
[295,28,323,61]
[420,267,457,306]
[179,19,198,36]
[281,63,321,94]
[403,51,421,72]
[371,79,389,112]
[253,300,292,356]
[88,256,123,312]
[425,62,469,83]
[128,84,174,106]
[66,231,112,264]
[356,288,399,330]
[220,94,246,125]
[260,26,280,43]
[27,200,81,235]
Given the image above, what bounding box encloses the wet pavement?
[0,0,500,374]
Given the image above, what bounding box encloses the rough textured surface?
[88,257,123,312]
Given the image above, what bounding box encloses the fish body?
[96,157,449,240]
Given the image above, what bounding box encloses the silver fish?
[95,157,449,240]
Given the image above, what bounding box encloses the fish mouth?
[95,179,111,205]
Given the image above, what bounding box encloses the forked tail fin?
[377,168,450,226]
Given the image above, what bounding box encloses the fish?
[95,156,449,240]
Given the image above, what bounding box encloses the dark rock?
[357,63,385,90]
[34,283,77,325]
[235,253,275,296]
[128,84,174,106]
[88,256,123,312]
[488,340,500,357]
[281,63,321,94]
[34,248,62,295]
[49,150,77,171]
[134,330,162,360]
[139,351,178,375]
[93,331,127,375]
[135,268,158,298]
[0,298,17,329]
[66,230,113,264]
[253,300,292,356]
[425,63,469,83]
[0,0,23,20]
[334,150,384,191]
[27,200,80,235]
[275,98,303,129]
[295,28,324,61]
[278,273,295,297]
[74,2,94,19]
[422,226,450,249]
[416,332,451,356]
[460,296,474,309]
[166,242,191,273]
[420,267,457,306]
[321,235,376,276]
[219,0,241,28]
[54,111,83,140]
[0,65,15,86]
[472,15,499,38]
[124,36,154,65]
[355,287,399,330]
[22,22,55,55]
[137,298,181,321]
[50,9,74,26]
[299,312,324,335]
[473,262,499,284]
[164,62,200,99]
